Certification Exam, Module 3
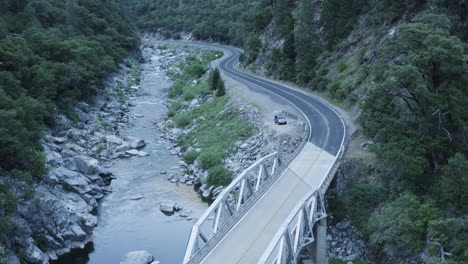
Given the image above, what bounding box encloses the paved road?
[173,42,346,263]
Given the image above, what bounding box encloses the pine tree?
[215,78,225,97]
[210,68,220,90]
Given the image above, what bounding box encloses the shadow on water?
[51,242,94,264]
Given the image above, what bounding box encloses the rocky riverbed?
[4,38,316,264]
[4,54,144,263]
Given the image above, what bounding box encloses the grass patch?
[175,100,254,162]
[174,114,191,128]
[166,48,252,187]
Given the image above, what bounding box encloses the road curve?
[163,41,345,155]
[168,42,347,263]
[191,43,344,155]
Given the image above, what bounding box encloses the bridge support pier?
[305,218,328,264]
[315,218,327,264]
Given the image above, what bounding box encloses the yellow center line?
[223,55,331,149]
[201,50,333,263]
[235,146,325,263]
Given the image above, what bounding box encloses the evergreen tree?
[361,14,467,188]
[294,0,320,84]
[216,79,226,97]
[210,68,221,90]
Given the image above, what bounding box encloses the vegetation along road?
[174,42,346,156]
[170,42,347,263]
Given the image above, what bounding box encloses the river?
[55,48,208,264]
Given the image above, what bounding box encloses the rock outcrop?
[120,251,159,264]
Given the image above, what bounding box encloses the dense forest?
[0,0,136,260]
[128,0,468,263]
[0,0,466,263]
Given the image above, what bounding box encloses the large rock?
[160,200,178,214]
[23,244,46,264]
[124,136,146,149]
[45,150,62,167]
[106,135,123,145]
[120,251,154,264]
[74,156,99,175]
[49,167,92,194]
[336,220,351,231]
[115,143,132,153]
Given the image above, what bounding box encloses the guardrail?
[258,133,349,264]
[183,123,310,264]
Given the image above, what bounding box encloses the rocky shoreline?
[147,41,307,202]
[4,50,153,263]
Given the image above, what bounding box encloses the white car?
[274,115,287,125]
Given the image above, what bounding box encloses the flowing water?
[56,54,207,264]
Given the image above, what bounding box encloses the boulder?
[23,244,46,264]
[336,220,351,231]
[106,135,123,145]
[51,137,67,144]
[201,185,214,199]
[107,101,122,111]
[137,151,149,157]
[160,200,178,214]
[49,167,92,194]
[124,136,146,149]
[74,156,100,175]
[61,150,77,158]
[63,158,78,171]
[45,150,62,167]
[126,149,140,156]
[178,209,191,218]
[120,251,154,264]
[115,143,132,153]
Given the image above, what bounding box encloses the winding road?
[174,42,347,264]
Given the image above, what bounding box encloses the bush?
[199,150,222,169]
[336,59,348,72]
[368,193,437,258]
[185,64,206,78]
[183,150,199,165]
[174,114,191,128]
[207,165,232,187]
[167,110,176,118]
[168,81,184,98]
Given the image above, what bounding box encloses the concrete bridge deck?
[201,143,335,264]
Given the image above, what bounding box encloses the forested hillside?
[0,0,466,263]
[0,0,136,260]
[129,0,468,263]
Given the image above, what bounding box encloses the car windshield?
[276,115,285,120]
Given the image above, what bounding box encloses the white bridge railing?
[183,119,309,264]
[183,152,281,263]
[258,137,348,263]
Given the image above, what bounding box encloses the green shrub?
[169,81,184,98]
[336,59,348,72]
[174,114,191,128]
[185,64,206,78]
[167,110,176,118]
[183,150,199,165]
[199,150,222,169]
[183,90,196,101]
[61,182,73,191]
[95,143,106,153]
[207,165,232,187]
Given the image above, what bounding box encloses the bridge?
[170,42,347,264]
